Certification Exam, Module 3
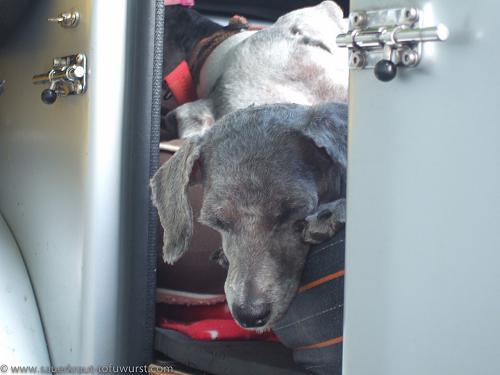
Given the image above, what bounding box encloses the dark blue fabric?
[294,343,343,375]
[273,230,345,375]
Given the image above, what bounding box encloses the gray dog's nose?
[232,302,271,328]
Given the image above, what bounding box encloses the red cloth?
[164,60,198,105]
[157,303,278,342]
[164,0,195,6]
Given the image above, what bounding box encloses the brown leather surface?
[156,151,227,294]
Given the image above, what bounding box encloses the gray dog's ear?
[299,103,348,168]
[150,137,202,264]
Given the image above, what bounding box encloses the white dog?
[165,1,348,138]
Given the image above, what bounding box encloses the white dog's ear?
[150,137,202,264]
[166,99,215,138]
[299,103,348,169]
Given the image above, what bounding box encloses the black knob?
[41,89,57,104]
[374,60,397,82]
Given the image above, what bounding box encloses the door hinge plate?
[336,8,449,81]
[32,53,87,104]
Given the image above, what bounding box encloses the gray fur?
[151,102,347,328]
[170,1,348,137]
[166,99,215,138]
[150,136,202,264]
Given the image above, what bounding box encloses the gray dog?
[151,102,347,329]
[167,1,348,138]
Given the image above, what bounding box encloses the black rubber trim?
[120,0,163,366]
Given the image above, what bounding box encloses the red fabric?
[164,0,195,6]
[157,302,278,342]
[164,60,198,105]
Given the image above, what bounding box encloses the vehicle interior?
[0,0,348,374]
[155,1,347,374]
[6,1,495,375]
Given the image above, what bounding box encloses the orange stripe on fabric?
[298,270,345,293]
[298,336,343,350]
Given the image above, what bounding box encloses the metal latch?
[32,54,87,104]
[336,8,449,81]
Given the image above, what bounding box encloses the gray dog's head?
[151,103,347,329]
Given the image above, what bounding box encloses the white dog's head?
[166,1,349,138]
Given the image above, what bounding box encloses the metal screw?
[53,57,67,68]
[66,65,85,80]
[74,82,83,94]
[350,51,366,68]
[351,12,367,28]
[403,8,419,23]
[48,11,80,28]
[400,48,418,66]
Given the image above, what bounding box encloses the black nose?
[232,302,271,328]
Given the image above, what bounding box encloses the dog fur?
[151,102,347,328]
[165,1,349,138]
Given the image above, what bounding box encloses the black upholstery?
[0,0,34,46]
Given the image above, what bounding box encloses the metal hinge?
[336,8,449,81]
[32,53,87,104]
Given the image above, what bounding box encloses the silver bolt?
[403,8,419,23]
[48,11,80,28]
[351,12,367,28]
[66,65,85,80]
[74,82,83,94]
[401,48,418,66]
[350,51,366,68]
[53,57,66,67]
[73,66,85,78]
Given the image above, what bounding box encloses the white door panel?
[0,214,50,367]
[344,1,500,374]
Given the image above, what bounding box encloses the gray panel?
[344,1,500,374]
[0,0,131,367]
[0,0,91,364]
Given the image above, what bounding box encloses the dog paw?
[210,247,229,269]
[302,199,346,244]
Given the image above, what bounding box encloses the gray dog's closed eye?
[151,102,347,329]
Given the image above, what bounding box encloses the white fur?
[169,1,349,138]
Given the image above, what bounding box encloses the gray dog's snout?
[232,302,271,328]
